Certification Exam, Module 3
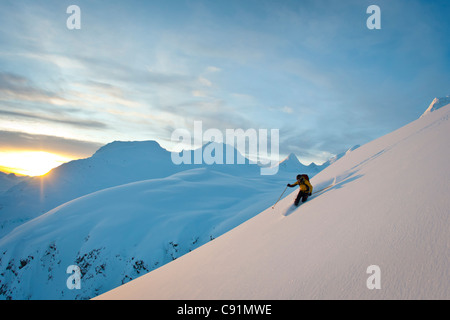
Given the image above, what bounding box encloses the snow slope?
[97,104,450,300]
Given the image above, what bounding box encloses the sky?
[0,0,449,175]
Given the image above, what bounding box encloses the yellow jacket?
[290,179,313,194]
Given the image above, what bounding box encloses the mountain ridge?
[421,96,450,117]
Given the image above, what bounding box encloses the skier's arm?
[287,181,299,187]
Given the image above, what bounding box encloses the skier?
[287,174,313,206]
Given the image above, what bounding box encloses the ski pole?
[272,185,288,209]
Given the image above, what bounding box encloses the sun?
[0,151,72,176]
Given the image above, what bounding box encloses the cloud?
[0,72,110,129]
[198,76,212,87]
[281,106,294,114]
[0,130,102,158]
[0,109,108,129]
[17,52,86,70]
[192,90,207,97]
[71,54,198,91]
[206,66,221,73]
[0,0,448,165]
[69,81,142,109]
[0,72,67,105]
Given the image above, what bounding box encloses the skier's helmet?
[296,174,302,180]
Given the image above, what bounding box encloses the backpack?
[297,174,310,182]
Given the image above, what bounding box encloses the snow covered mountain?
[6,98,447,300]
[97,103,450,300]
[321,144,360,167]
[0,140,182,237]
[0,172,28,194]
[0,140,295,238]
[277,153,323,174]
[421,96,450,117]
[0,140,324,299]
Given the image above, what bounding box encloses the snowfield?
[97,102,450,300]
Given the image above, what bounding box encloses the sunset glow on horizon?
[0,151,73,176]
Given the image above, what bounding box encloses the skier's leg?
[294,191,302,206]
[301,193,309,203]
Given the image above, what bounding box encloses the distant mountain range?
[0,140,332,238]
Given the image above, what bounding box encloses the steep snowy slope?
[97,104,450,300]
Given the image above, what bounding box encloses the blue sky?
[0,0,449,169]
